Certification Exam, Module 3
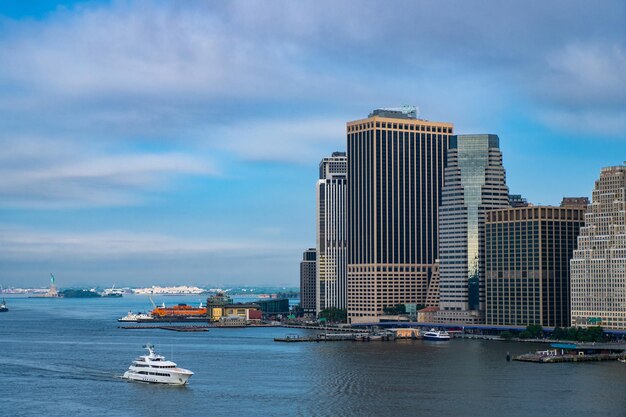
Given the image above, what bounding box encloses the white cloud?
[537,109,626,137]
[0,226,307,286]
[211,117,346,163]
[0,226,290,260]
[544,42,626,107]
[0,137,216,207]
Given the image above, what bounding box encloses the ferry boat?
[422,328,451,341]
[122,344,193,385]
[150,299,207,318]
[118,311,154,322]
[102,284,124,297]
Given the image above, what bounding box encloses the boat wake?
[0,357,119,382]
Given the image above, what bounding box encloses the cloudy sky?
[1,0,625,287]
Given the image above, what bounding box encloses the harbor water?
[1,295,625,417]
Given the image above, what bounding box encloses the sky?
[0,0,625,288]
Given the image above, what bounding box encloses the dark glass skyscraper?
[346,107,453,323]
[300,248,317,315]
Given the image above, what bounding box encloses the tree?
[526,324,543,338]
[383,304,406,315]
[550,326,604,342]
[500,331,514,340]
[318,308,347,323]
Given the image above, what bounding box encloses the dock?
[274,332,396,342]
[515,352,626,363]
[119,325,210,332]
[514,342,626,363]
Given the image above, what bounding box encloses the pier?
[514,342,626,363]
[274,332,396,342]
[119,325,210,332]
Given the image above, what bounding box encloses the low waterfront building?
[206,292,261,322]
[485,206,585,327]
[256,298,290,315]
[417,306,439,323]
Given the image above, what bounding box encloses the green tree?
[500,331,514,340]
[526,324,543,338]
[383,304,407,315]
[318,308,347,323]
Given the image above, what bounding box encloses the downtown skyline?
[1,1,625,287]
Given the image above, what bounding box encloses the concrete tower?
[316,152,347,314]
[571,164,626,330]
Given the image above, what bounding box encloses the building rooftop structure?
[368,105,418,119]
[560,197,589,208]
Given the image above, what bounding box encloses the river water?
[1,295,625,417]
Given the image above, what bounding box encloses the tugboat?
[122,344,193,385]
[422,328,451,341]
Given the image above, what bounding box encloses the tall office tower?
[485,206,585,327]
[436,134,510,324]
[346,107,454,323]
[571,165,626,330]
[316,152,348,314]
[300,248,317,315]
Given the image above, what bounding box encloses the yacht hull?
[123,370,191,385]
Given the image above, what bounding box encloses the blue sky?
[1,0,625,287]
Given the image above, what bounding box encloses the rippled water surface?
[1,295,625,417]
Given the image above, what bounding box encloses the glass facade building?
[316,152,348,314]
[485,206,585,327]
[346,109,453,323]
[571,165,626,330]
[436,135,509,324]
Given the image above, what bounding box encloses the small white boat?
[422,328,451,341]
[118,311,154,322]
[618,358,626,363]
[123,344,193,385]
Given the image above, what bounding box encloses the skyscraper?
[571,164,626,330]
[347,107,453,323]
[436,134,509,324]
[300,248,317,315]
[316,152,347,314]
[485,206,585,327]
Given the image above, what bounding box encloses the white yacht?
[422,328,451,341]
[118,311,154,322]
[123,344,193,385]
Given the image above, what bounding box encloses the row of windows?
[347,122,452,134]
